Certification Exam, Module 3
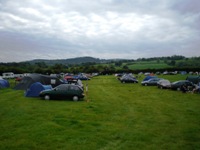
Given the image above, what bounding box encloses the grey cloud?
[0,0,200,62]
[171,0,200,14]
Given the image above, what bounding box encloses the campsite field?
[0,75,200,149]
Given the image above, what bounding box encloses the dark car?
[121,78,138,83]
[171,80,194,91]
[141,78,162,86]
[74,74,90,80]
[39,84,84,101]
[157,79,171,89]
[120,74,138,83]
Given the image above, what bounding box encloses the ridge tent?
[25,82,52,97]
[14,74,65,90]
[0,79,10,88]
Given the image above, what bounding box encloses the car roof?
[158,79,170,83]
[148,78,161,81]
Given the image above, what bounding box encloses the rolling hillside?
[26,57,113,65]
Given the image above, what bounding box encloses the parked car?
[144,72,150,76]
[170,80,194,91]
[67,79,84,89]
[120,73,138,83]
[39,84,84,101]
[163,71,176,75]
[74,75,90,80]
[157,79,171,89]
[121,78,138,83]
[15,76,23,82]
[141,78,162,86]
[64,75,74,81]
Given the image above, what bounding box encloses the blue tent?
[25,82,52,97]
[180,71,187,75]
[0,79,10,88]
[143,76,157,81]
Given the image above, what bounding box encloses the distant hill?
[26,56,115,65]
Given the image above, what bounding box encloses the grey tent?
[186,76,200,84]
[14,74,65,90]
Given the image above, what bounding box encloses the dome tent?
[14,74,65,90]
[0,79,10,89]
[25,82,52,97]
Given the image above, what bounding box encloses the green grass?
[94,60,171,70]
[0,75,200,149]
[126,61,171,70]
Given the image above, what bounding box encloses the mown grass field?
[0,75,200,150]
[96,60,172,70]
[127,62,171,70]
[94,60,172,70]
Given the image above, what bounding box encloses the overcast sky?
[0,0,200,62]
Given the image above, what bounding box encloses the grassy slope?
[0,75,200,150]
[126,61,171,70]
[94,60,171,70]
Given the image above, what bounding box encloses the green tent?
[186,76,200,84]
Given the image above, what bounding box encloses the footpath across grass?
[0,75,200,150]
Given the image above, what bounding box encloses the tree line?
[0,55,200,75]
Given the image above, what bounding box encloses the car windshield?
[173,81,184,84]
[173,81,179,84]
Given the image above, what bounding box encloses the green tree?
[115,61,122,67]
[123,65,129,69]
[169,60,176,66]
